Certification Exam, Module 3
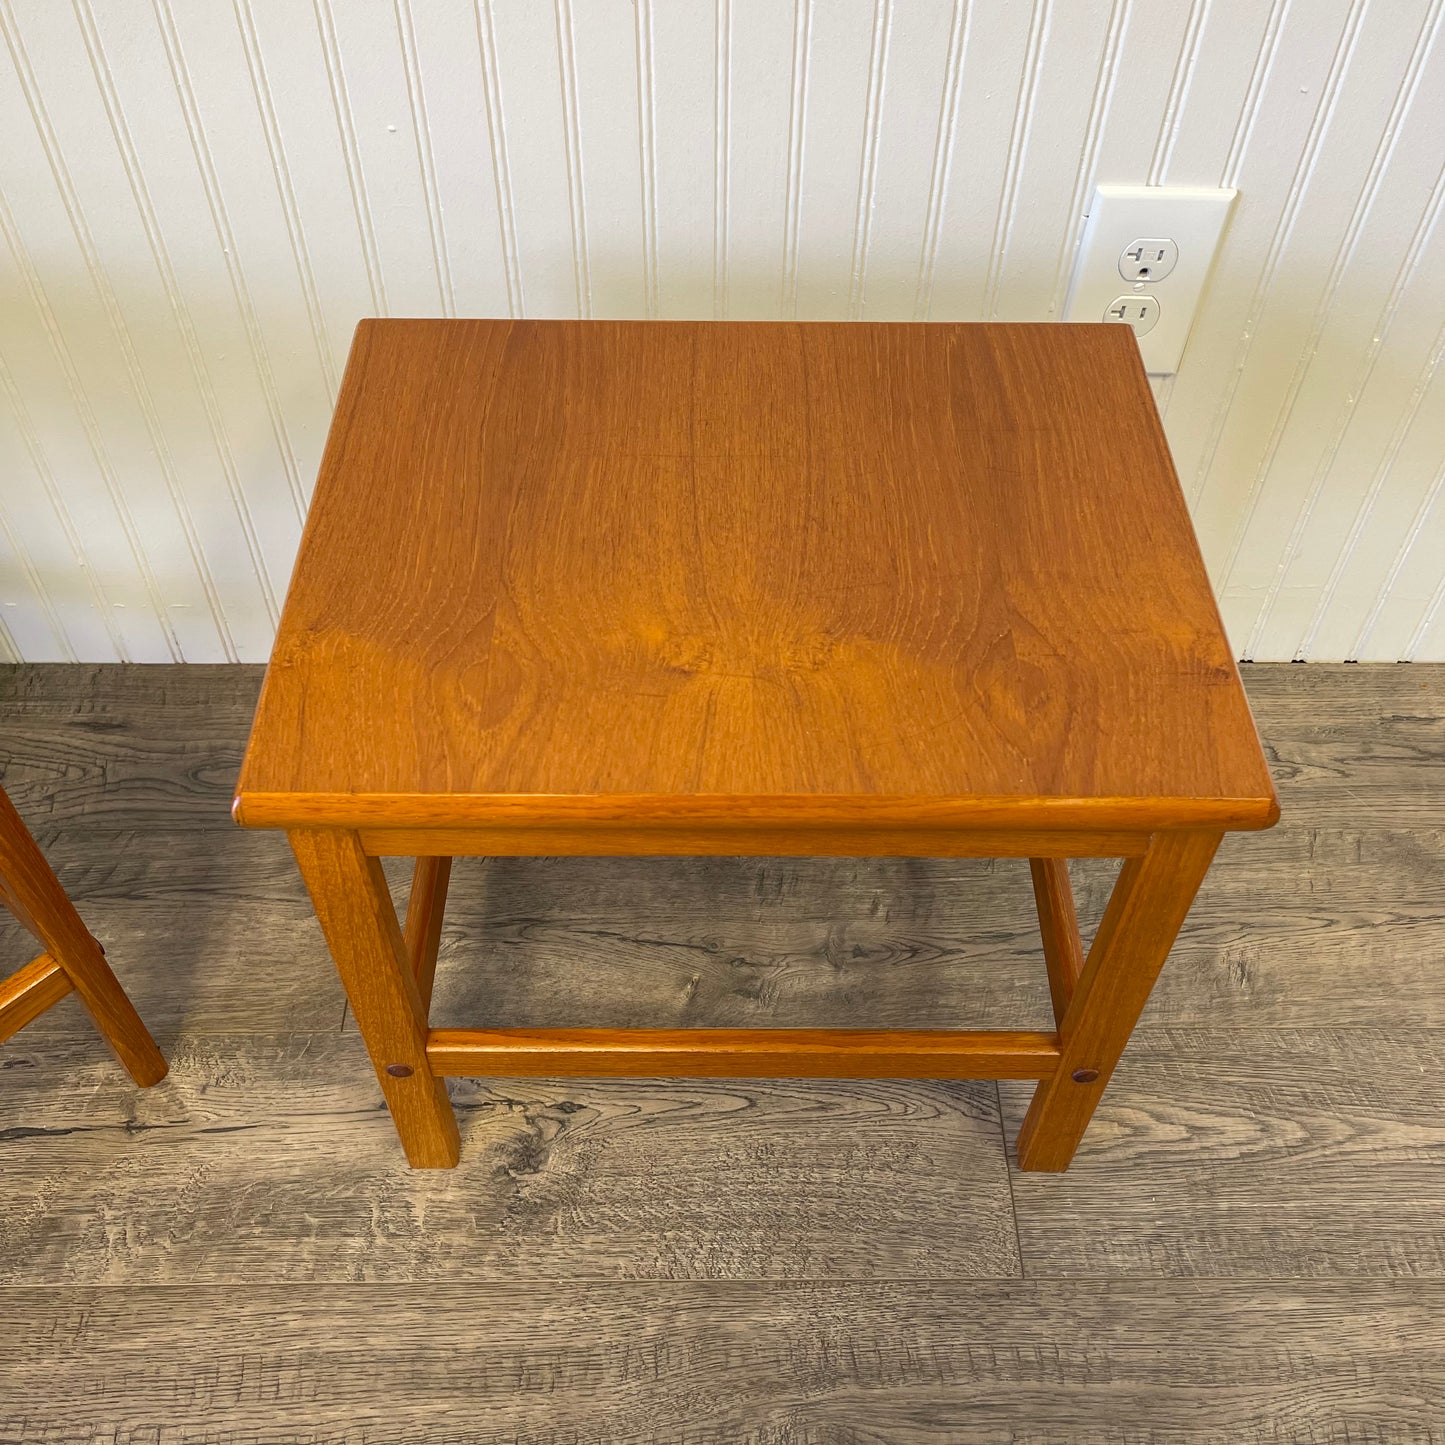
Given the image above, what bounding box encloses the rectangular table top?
[235,319,1277,834]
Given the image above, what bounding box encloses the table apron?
[356,826,1149,858]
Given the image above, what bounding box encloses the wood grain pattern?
[0,1030,1018,1284]
[0,827,344,1038]
[1018,831,1220,1170]
[0,952,70,1043]
[0,785,165,1085]
[230,320,1281,1170]
[355,822,1150,859]
[425,833,1443,1031]
[0,663,1442,1437]
[234,319,1276,836]
[4,825,1440,1045]
[426,1025,1060,1080]
[0,872,29,927]
[1003,1029,1445,1277]
[8,1023,1445,1282]
[1029,856,1084,1025]
[288,827,458,1168]
[10,662,1436,830]
[1,665,258,828]
[3,1280,1442,1442]
[403,855,450,1011]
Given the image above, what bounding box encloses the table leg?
[0,787,167,1086]
[1028,858,1085,1025]
[289,828,460,1168]
[404,856,451,1012]
[1015,830,1220,1171]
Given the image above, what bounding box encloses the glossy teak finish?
[0,785,166,1084]
[234,319,1278,1173]
[234,319,1276,837]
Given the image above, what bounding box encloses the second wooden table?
[234,318,1278,1171]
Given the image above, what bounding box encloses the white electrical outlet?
[1065,185,1236,374]
[1105,295,1160,335]
[1119,238,1177,283]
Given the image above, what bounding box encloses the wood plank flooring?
[2,663,1443,1441]
[6,1281,1444,1444]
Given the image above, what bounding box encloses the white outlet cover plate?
[1064,184,1236,374]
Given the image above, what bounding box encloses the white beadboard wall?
[0,0,1442,664]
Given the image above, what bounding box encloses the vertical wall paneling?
[486,0,575,317]
[470,0,523,317]
[779,0,811,319]
[0,518,29,661]
[1145,0,1211,187]
[553,0,590,318]
[85,0,281,659]
[0,410,71,662]
[1183,0,1370,535]
[1256,8,1445,661]
[231,0,341,399]
[1406,544,1445,660]
[0,0,1441,661]
[1,5,184,663]
[713,0,731,319]
[979,0,1053,320]
[647,1,713,319]
[790,0,876,322]
[850,0,954,321]
[309,0,388,315]
[720,1,794,320]
[396,3,511,320]
[634,0,659,319]
[239,0,381,379]
[0,338,119,662]
[393,0,455,316]
[922,4,1033,321]
[1338,321,1445,661]
[846,0,890,320]
[1226,0,1444,658]
[1041,0,1133,318]
[568,0,647,320]
[908,0,968,322]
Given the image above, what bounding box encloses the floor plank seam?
[992,1078,1028,1280]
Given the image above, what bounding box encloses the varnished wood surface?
[404,855,450,1011]
[1017,830,1219,1170]
[8,662,1431,831]
[2,662,1443,1437]
[236,319,1275,834]
[355,821,1151,858]
[289,827,458,1168]
[426,1025,1061,1079]
[1029,857,1084,1024]
[0,952,70,1043]
[0,785,166,1084]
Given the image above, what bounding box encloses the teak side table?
[234,319,1278,1172]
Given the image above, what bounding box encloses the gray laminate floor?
[1,663,1442,1443]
